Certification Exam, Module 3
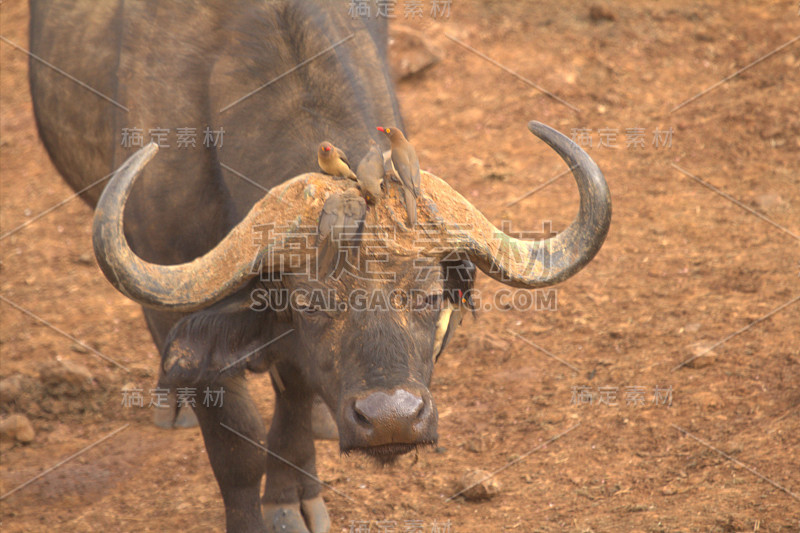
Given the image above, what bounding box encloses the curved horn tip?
[527,120,558,140]
[133,141,159,160]
[113,142,160,178]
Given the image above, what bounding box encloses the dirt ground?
[1,1,799,531]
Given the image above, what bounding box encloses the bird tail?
[316,240,337,279]
[403,187,417,227]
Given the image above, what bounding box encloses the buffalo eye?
[292,290,337,319]
[292,292,316,313]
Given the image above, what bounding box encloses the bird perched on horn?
[377,126,420,226]
[317,141,357,180]
[355,140,385,204]
[316,189,367,277]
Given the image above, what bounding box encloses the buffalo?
[29,1,611,531]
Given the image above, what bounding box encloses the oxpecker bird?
[432,259,478,361]
[432,291,458,363]
[316,189,367,277]
[376,126,420,226]
[356,140,385,204]
[317,141,357,180]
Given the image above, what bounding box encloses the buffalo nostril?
[353,407,371,427]
[414,398,428,420]
[342,388,437,450]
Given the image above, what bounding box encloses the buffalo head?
[92,121,611,462]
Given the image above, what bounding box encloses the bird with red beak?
[377,126,420,226]
[317,141,357,180]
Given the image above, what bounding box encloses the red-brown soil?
[1,1,798,531]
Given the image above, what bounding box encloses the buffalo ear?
[161,283,289,386]
[441,257,477,303]
[431,258,478,362]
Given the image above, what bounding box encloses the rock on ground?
[455,469,502,501]
[0,413,35,444]
[39,360,95,397]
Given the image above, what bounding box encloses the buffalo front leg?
[193,374,268,533]
[262,362,331,533]
[152,375,201,429]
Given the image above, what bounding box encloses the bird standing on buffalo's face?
[432,259,477,361]
[356,140,385,204]
[318,141,357,180]
[377,126,420,226]
[316,189,367,277]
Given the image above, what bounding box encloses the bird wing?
[392,147,421,195]
[317,193,366,277]
[340,195,367,247]
[342,195,367,219]
[432,306,452,360]
[334,146,351,169]
[357,146,381,178]
[433,306,462,362]
[317,197,339,243]
[356,148,385,196]
[317,196,343,277]
[408,150,421,193]
[392,154,418,197]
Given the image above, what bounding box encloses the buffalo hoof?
[152,404,199,429]
[152,404,175,429]
[301,496,331,532]
[173,406,199,428]
[263,497,330,533]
